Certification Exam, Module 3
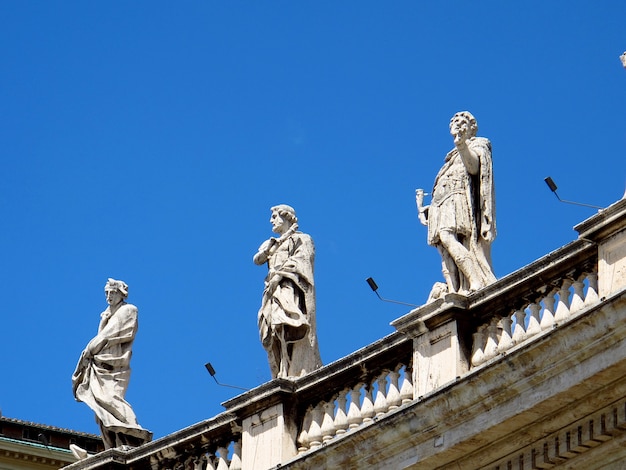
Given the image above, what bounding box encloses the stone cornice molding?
[0,437,74,467]
[575,197,626,241]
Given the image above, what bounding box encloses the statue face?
[270,210,290,235]
[449,115,470,139]
[105,289,124,307]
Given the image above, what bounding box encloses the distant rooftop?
[1,416,100,439]
[0,416,103,453]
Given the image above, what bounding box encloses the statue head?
[104,278,129,305]
[270,204,297,235]
[450,111,478,138]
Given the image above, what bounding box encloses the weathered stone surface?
[253,205,322,379]
[575,198,626,299]
[416,111,496,298]
[598,227,626,298]
[242,403,297,470]
[72,279,151,453]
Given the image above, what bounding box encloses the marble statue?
[416,111,497,297]
[253,205,322,379]
[72,279,152,453]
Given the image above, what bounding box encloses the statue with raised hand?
[416,111,497,298]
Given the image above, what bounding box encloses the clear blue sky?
[1,1,625,439]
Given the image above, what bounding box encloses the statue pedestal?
[223,380,298,470]
[392,295,472,398]
[576,198,626,298]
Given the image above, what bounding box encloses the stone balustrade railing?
[64,199,626,470]
[470,256,599,368]
[295,357,413,453]
[63,412,242,470]
[391,235,601,399]
[147,415,242,470]
[222,331,414,458]
[176,440,241,470]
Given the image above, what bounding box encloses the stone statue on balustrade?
[253,204,322,379]
[72,278,152,456]
[416,111,497,299]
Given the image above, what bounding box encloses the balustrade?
[171,439,241,470]
[470,268,600,368]
[296,362,414,453]
[125,412,244,470]
[150,443,240,470]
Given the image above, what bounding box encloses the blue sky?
[1,2,625,439]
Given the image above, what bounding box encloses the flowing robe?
[257,232,322,378]
[428,136,497,290]
[72,303,151,448]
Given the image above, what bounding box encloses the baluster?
[483,320,499,362]
[320,400,336,443]
[347,383,363,430]
[570,276,585,314]
[525,300,541,338]
[307,403,324,449]
[399,365,413,404]
[511,307,527,344]
[193,455,207,470]
[540,289,556,331]
[553,279,572,322]
[360,383,375,424]
[215,447,229,470]
[178,456,190,470]
[584,270,599,306]
[373,371,389,417]
[386,367,402,411]
[471,325,486,367]
[205,453,216,470]
[334,392,349,435]
[297,405,313,453]
[497,314,513,354]
[228,441,241,470]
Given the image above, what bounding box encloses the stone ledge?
[390,294,468,335]
[62,448,127,470]
[292,331,412,404]
[222,379,296,419]
[575,197,626,241]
